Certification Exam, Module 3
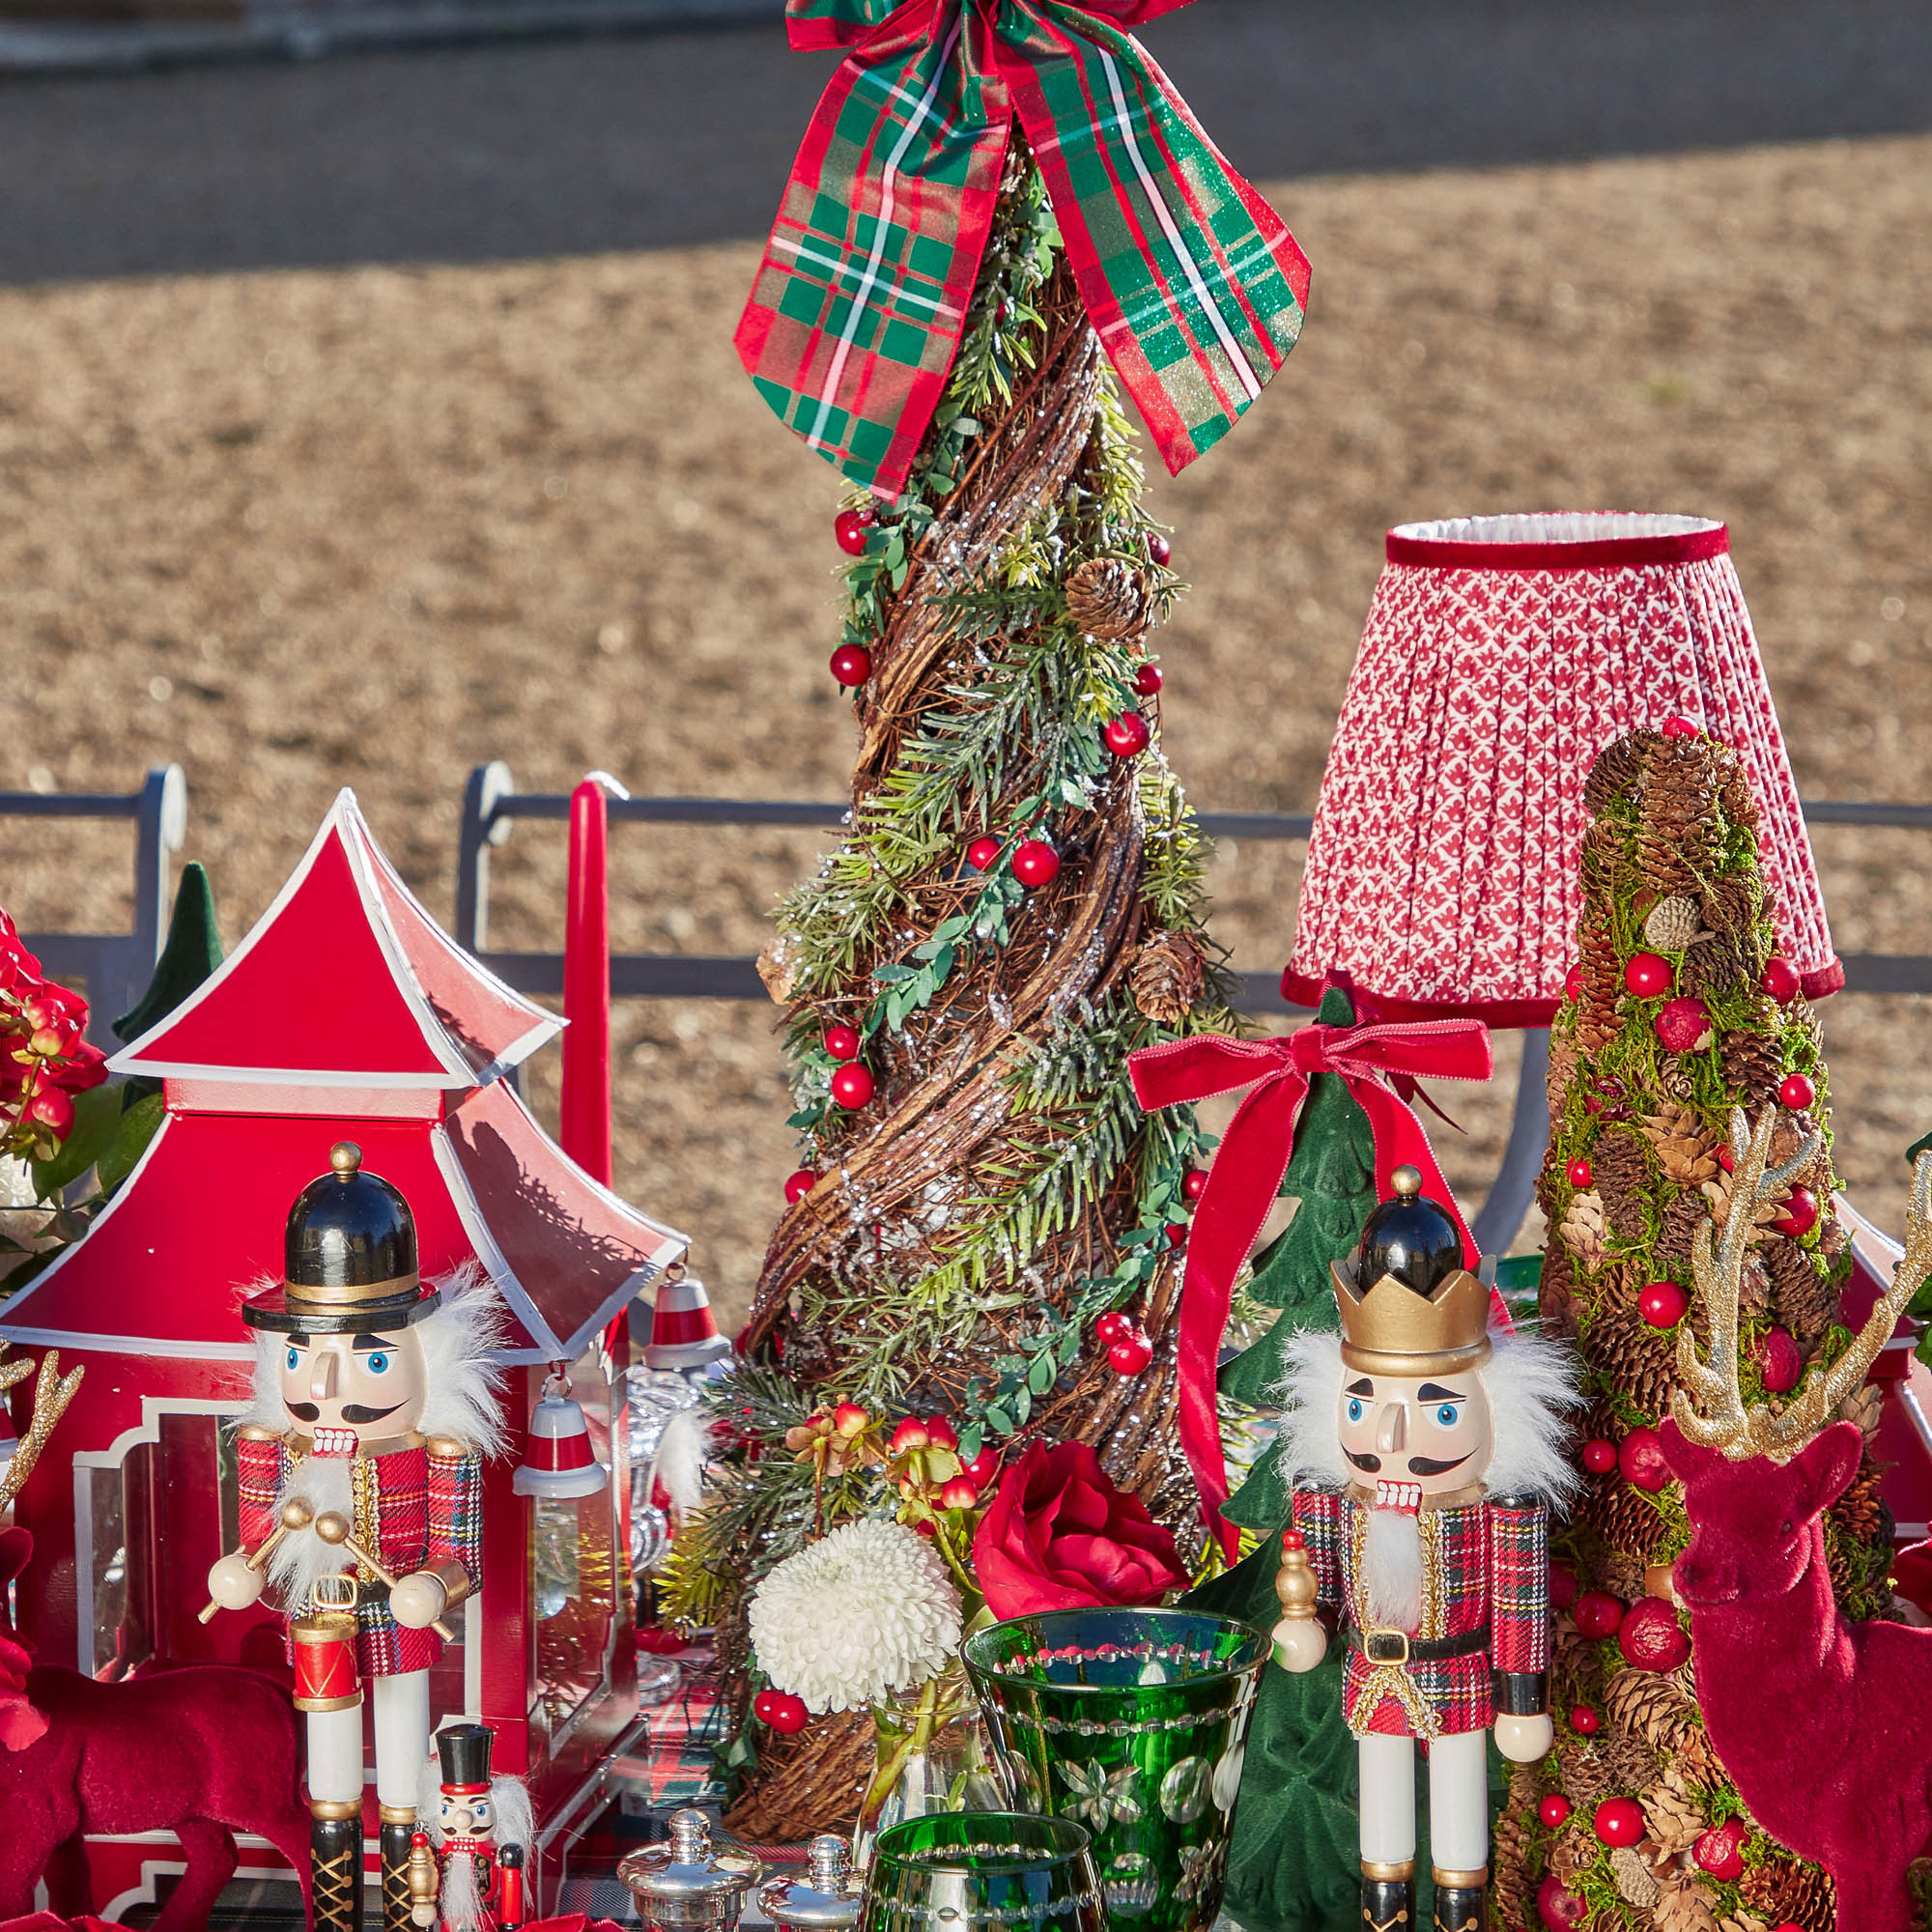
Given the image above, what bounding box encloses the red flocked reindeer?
[0,1349,310,1931]
[1662,1105,1932,1932]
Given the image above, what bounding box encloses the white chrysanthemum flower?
[748,1518,963,1713]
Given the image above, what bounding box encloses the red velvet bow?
[1128,1014,1496,1558]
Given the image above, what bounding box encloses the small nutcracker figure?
[204,1143,506,1932]
[408,1722,531,1932]
[1269,1167,1578,1932]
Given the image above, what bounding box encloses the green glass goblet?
[859,1811,1106,1932]
[962,1607,1269,1932]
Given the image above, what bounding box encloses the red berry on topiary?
[1147,532,1172,567]
[1637,1279,1690,1328]
[1778,1071,1817,1111]
[1565,1157,1593,1189]
[1165,1222,1189,1250]
[939,1476,980,1511]
[834,505,876,554]
[764,1691,810,1735]
[1563,962,1582,1001]
[1620,1426,1670,1493]
[1719,1143,1735,1173]
[1182,1168,1209,1202]
[890,1417,931,1455]
[1109,1331,1153,1376]
[823,1023,861,1062]
[966,836,1002,872]
[1103,712,1151,758]
[924,1415,959,1452]
[1691,1818,1747,1881]
[1757,1325,1803,1393]
[1593,1798,1644,1847]
[1618,1595,1690,1672]
[1580,1438,1618,1475]
[1661,715,1700,739]
[1548,1560,1578,1610]
[1624,952,1674,998]
[1012,838,1061,889]
[1133,663,1164,696]
[1569,1704,1601,1735]
[1761,954,1801,1004]
[830,643,872,687]
[1537,1793,1573,1829]
[1536,1874,1587,1931]
[960,1444,999,1489]
[1655,994,1713,1053]
[1094,1311,1132,1346]
[1775,1183,1820,1238]
[1573,1590,1625,1639]
[783,1168,818,1205]
[753,1690,778,1722]
[830,1063,875,1109]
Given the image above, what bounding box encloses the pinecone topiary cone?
[1644,892,1707,952]
[1560,1188,1611,1266]
[1642,1101,1721,1185]
[1681,934,1747,999]
[1703,867,1765,941]
[1763,1235,1837,1341]
[1130,930,1204,1026]
[1722,1022,1787,1098]
[1830,1456,1886,1541]
[1065,555,1151,639]
[1739,1858,1834,1932]
[1584,732,1661,818]
[1540,1237,1579,1340]
[1594,1129,1655,1240]
[1658,1187,1714,1265]
[1586,1297,1677,1417]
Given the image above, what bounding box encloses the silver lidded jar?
[619,1808,762,1932]
[757,1835,863,1932]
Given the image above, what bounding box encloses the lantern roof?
[0,1079,686,1366]
[110,789,559,1089]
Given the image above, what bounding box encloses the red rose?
[972,1439,1188,1620]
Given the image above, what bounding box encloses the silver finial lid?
[618,1809,762,1928]
[757,1835,863,1930]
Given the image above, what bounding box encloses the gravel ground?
[3,132,1930,1322]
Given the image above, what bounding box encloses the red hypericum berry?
[1637,1279,1690,1329]
[1569,1703,1602,1735]
[923,1415,959,1453]
[1094,1311,1133,1346]
[1011,838,1061,889]
[1103,712,1151,758]
[783,1168,818,1205]
[965,836,1002,872]
[1573,1590,1626,1640]
[1581,1438,1619,1475]
[1661,715,1700,739]
[1108,1332,1153,1376]
[1654,994,1713,1053]
[1620,1426,1671,1493]
[1563,962,1583,1001]
[912,1516,937,1538]
[890,1417,931,1455]
[1538,1793,1573,1829]
[834,506,876,554]
[1778,1071,1817,1111]
[833,1402,869,1435]
[960,1445,999,1489]
[1761,954,1801,1004]
[830,1063,875,1109]
[753,1690,778,1722]
[28,1026,67,1058]
[1548,1560,1579,1610]
[1565,1157,1593,1189]
[1691,1818,1747,1882]
[1182,1168,1209,1203]
[25,1089,72,1134]
[1775,1182,1820,1238]
[1757,1325,1803,1394]
[830,643,872,687]
[1624,952,1674,998]
[1164,1222,1189,1250]
[939,1476,979,1511]
[1147,532,1172,567]
[1593,1797,1644,1847]
[1133,663,1163,696]
[765,1691,810,1735]
[823,1023,862,1063]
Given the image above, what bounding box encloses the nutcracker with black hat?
[203,1142,507,1932]
[408,1721,531,1932]
[1268,1168,1580,1932]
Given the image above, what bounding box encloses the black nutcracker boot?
[311,1807,366,1932]
[381,1812,417,1932]
[1361,1861,1415,1932]
[1432,1867,1487,1932]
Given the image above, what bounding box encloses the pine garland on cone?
[1503,727,1875,1928]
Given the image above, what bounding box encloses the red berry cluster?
[963,833,1060,887]
[0,909,106,1159]
[1094,1310,1152,1376]
[753,1688,809,1735]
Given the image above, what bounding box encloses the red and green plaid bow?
[735,0,1311,500]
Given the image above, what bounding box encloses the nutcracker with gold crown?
[407,1722,530,1932]
[202,1143,506,1932]
[1268,1168,1579,1932]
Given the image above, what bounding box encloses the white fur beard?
[1360,1508,1423,1633]
[439,1847,482,1932]
[265,1454,355,1614]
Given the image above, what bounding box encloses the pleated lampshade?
[1284,514,1840,1024]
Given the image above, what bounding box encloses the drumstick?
[313,1512,458,1643]
[198,1498,315,1623]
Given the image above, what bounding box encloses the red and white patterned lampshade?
[1284,514,1840,1024]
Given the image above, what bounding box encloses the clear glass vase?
[854,1664,1008,1868]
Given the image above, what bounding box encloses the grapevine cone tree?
[1186,982,1377,1932]
[1495,727,1873,1932]
[686,142,1239,1837]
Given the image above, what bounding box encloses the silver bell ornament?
[619,1807,762,1932]
[512,1364,610,1500]
[758,1834,862,1932]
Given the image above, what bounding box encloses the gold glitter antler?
[1673,1107,1932,1463]
[0,1342,84,1512]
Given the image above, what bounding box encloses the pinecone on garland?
[1718,1914,1772,1932]
[1829,1458,1887,1542]
[1130,929,1205,1027]
[1605,1666,1696,1750]
[1641,1778,1706,1857]
[1739,1858,1834,1932]
[1681,935,1747,999]
[1064,555,1151,640]
[1560,1189,1611,1266]
[1612,1845,1665,1910]
[1492,1766,1540,1931]
[1722,1020,1787,1097]
[1655,1875,1722,1932]
[1764,1235,1837,1342]
[1641,1101,1722,1185]
[1702,867,1765,943]
[1587,1298,1677,1417]
[1656,1188,1713,1266]
[1643,893,1707,952]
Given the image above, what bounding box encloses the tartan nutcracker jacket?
[1289,1484,1548,1741]
[239,1431,484,1677]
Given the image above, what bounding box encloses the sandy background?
[3,131,1930,1323]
